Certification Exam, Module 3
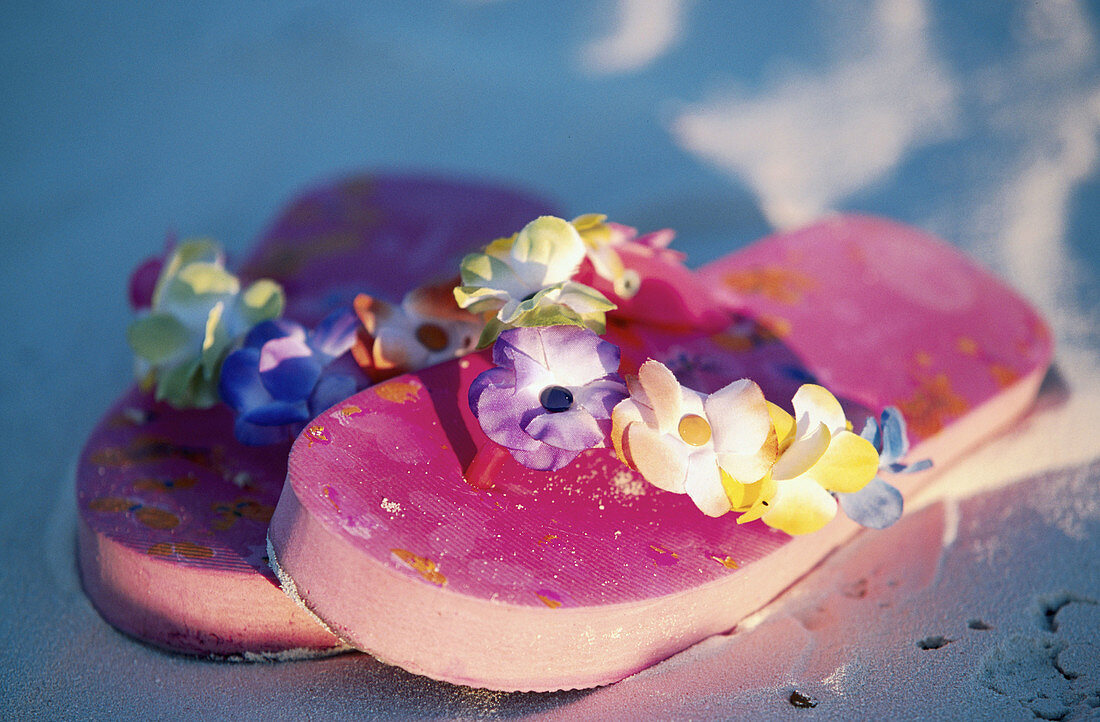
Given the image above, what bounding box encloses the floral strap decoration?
[125,214,933,537]
[352,280,482,383]
[572,213,643,298]
[839,407,932,529]
[468,325,628,473]
[218,310,362,445]
[128,239,285,409]
[461,215,932,536]
[454,216,617,348]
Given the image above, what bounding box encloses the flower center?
[539,385,574,413]
[415,323,449,351]
[678,414,712,446]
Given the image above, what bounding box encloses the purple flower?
[219,308,365,445]
[469,326,628,471]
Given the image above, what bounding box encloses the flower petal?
[239,279,285,326]
[476,315,509,349]
[403,278,473,323]
[177,262,240,298]
[772,422,830,481]
[792,384,848,437]
[509,442,580,472]
[625,374,649,408]
[459,250,530,300]
[244,319,304,350]
[454,284,511,315]
[493,326,542,368]
[509,216,586,288]
[152,238,222,307]
[838,478,904,529]
[807,429,880,493]
[373,326,424,370]
[706,379,772,455]
[624,421,688,493]
[761,476,838,535]
[768,401,796,453]
[717,433,777,485]
[498,288,589,329]
[505,347,556,394]
[155,357,204,407]
[218,347,270,412]
[683,452,730,517]
[200,301,229,379]
[127,313,192,365]
[574,377,629,421]
[468,366,514,417]
[240,400,312,426]
[310,308,359,360]
[309,372,359,415]
[896,458,933,474]
[473,378,542,453]
[637,359,683,435]
[553,281,616,316]
[859,414,881,446]
[523,408,604,452]
[539,326,620,387]
[879,406,909,465]
[721,469,777,511]
[611,399,644,463]
[259,336,323,402]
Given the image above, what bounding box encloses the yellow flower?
[733,384,880,535]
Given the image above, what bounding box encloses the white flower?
[353,282,481,379]
[610,360,777,517]
[454,216,615,346]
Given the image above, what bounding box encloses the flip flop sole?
[76,174,555,657]
[268,215,1052,688]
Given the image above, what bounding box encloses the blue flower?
[838,407,932,529]
[219,308,364,445]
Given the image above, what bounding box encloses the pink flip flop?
[266,214,1051,688]
[76,175,554,658]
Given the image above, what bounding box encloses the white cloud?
[672,0,958,228]
[581,0,688,75]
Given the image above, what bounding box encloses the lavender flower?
[469,326,628,471]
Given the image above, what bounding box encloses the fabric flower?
[610,360,778,517]
[219,308,364,445]
[571,214,644,299]
[468,326,628,471]
[837,407,932,529]
[454,216,616,348]
[736,385,881,535]
[352,280,482,382]
[127,239,285,408]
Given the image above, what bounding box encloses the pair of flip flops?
[77,176,1052,690]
